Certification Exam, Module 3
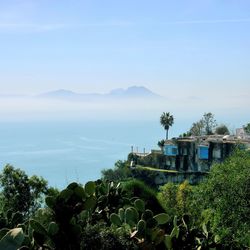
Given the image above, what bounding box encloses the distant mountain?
[38,89,77,98]
[108,86,160,98]
[38,89,102,101]
[37,86,161,101]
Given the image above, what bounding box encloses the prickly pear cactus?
[153,213,170,225]
[110,213,122,226]
[0,228,24,250]
[134,199,145,212]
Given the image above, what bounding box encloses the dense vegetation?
[0,150,249,249]
[157,151,250,248]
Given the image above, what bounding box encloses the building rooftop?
[165,135,250,145]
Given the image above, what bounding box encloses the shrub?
[122,179,164,214]
[197,150,250,248]
[81,223,137,250]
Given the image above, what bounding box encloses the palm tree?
[160,112,174,140]
[157,139,165,151]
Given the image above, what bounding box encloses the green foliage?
[244,122,250,134]
[157,182,178,218]
[0,228,24,250]
[199,150,250,248]
[101,160,132,182]
[110,198,169,249]
[29,219,48,236]
[48,222,59,236]
[131,167,158,188]
[0,177,230,250]
[110,213,122,226]
[80,223,137,250]
[0,165,49,227]
[176,181,193,216]
[157,181,208,227]
[153,213,170,225]
[24,180,131,249]
[137,219,146,234]
[188,112,217,136]
[157,139,165,150]
[163,215,220,250]
[137,153,165,169]
[189,120,205,136]
[129,152,166,188]
[122,179,164,214]
[134,198,145,213]
[1,150,249,249]
[160,112,174,139]
[215,124,230,135]
[102,155,165,189]
[158,151,250,249]
[202,112,217,135]
[85,181,96,196]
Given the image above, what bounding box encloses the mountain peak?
[126,86,155,95]
[37,86,161,101]
[38,89,76,98]
[108,86,160,98]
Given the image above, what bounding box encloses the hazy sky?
[0,0,249,95]
[0,0,249,126]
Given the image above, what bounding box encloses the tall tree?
[0,165,49,217]
[200,151,250,247]
[160,112,174,139]
[202,112,217,135]
[189,120,205,136]
[188,112,217,136]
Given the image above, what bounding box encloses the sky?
[0,0,249,124]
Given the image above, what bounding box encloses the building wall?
[161,139,238,184]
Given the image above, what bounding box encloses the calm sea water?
[0,120,174,188]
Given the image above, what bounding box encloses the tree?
[189,120,205,136]
[157,182,178,217]
[202,112,217,135]
[0,165,49,218]
[215,124,230,135]
[244,123,250,134]
[158,181,194,219]
[199,151,250,247]
[157,139,165,150]
[176,180,193,216]
[101,160,132,182]
[188,112,217,136]
[160,112,174,140]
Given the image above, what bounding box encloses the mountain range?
[37,86,162,101]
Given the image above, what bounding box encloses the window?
[172,147,178,155]
[199,146,209,159]
[164,145,178,156]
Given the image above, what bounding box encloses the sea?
[0,120,181,188]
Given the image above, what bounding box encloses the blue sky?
[0,0,249,125]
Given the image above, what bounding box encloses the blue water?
[0,120,169,188]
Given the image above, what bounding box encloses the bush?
[157,182,178,218]
[157,181,195,220]
[81,223,137,250]
[101,160,132,182]
[199,150,250,248]
[122,179,164,214]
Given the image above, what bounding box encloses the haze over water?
[0,120,165,188]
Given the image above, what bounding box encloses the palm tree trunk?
[166,129,168,140]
